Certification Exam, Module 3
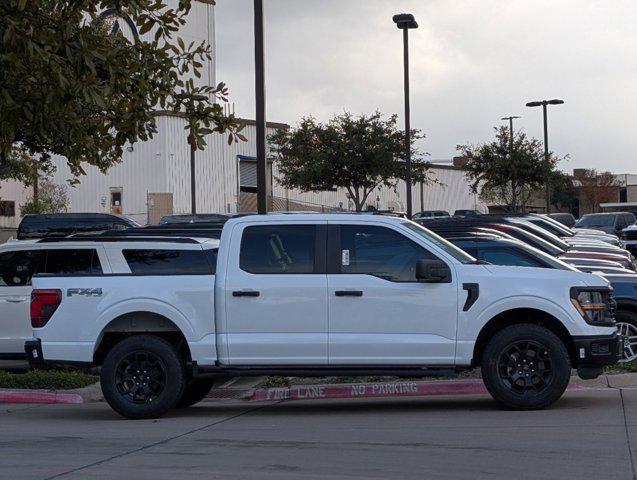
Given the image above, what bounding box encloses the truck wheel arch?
[472,308,576,367]
[93,312,192,366]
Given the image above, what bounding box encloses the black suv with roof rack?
[17,213,140,240]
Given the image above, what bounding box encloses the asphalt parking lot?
[1,388,636,480]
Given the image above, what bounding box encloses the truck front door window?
[337,225,436,282]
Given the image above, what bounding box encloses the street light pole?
[542,103,549,213]
[526,99,564,214]
[501,115,520,152]
[254,0,267,215]
[393,13,418,219]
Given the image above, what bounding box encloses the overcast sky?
[215,0,637,173]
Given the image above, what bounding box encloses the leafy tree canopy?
[0,0,243,182]
[458,126,558,212]
[270,112,433,212]
[21,177,69,214]
[574,168,620,213]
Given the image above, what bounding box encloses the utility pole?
[254,0,267,214]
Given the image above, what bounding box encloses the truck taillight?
[31,289,62,328]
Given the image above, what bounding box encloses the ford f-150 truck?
[26,214,621,419]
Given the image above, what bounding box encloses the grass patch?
[0,369,98,390]
[259,376,291,388]
[607,361,637,373]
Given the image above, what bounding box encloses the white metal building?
[0,180,31,229]
[13,0,484,225]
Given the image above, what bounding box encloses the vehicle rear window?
[240,225,316,274]
[0,250,40,286]
[123,249,214,275]
[40,249,103,275]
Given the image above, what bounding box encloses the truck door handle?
[232,290,260,297]
[335,290,363,297]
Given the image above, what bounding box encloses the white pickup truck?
[26,214,621,418]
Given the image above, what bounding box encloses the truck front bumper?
[573,333,621,379]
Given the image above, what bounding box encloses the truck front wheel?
[101,335,186,419]
[481,324,571,410]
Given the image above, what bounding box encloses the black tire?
[101,335,186,419]
[481,323,571,410]
[615,310,637,362]
[175,378,214,408]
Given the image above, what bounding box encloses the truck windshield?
[402,221,476,264]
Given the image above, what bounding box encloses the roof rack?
[38,236,201,244]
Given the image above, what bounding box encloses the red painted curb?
[250,379,584,402]
[0,390,84,404]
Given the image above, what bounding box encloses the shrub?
[0,369,98,390]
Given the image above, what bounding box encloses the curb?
[0,382,102,405]
[0,390,83,404]
[247,378,588,403]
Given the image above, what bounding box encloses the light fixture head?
[392,13,418,29]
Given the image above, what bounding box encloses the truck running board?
[195,365,462,378]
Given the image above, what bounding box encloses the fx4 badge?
[67,288,103,297]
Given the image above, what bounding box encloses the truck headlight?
[570,288,615,327]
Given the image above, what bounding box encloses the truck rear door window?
[40,249,103,275]
[240,225,316,274]
[123,249,213,275]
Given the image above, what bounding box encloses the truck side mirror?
[415,259,451,283]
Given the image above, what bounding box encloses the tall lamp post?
[501,115,520,151]
[525,99,564,213]
[254,0,267,214]
[392,13,418,219]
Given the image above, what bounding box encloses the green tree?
[549,170,578,213]
[21,177,69,214]
[458,126,557,212]
[270,112,433,212]
[0,0,243,183]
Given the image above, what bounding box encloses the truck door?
[327,223,458,364]
[224,222,328,364]
[0,249,40,355]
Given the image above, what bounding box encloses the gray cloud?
[215,0,637,172]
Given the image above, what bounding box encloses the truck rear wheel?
[175,378,214,408]
[101,335,186,419]
[481,324,571,410]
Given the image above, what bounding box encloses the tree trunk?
[33,168,39,202]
